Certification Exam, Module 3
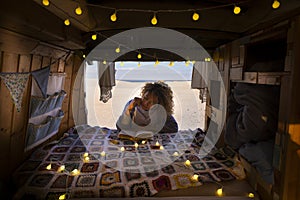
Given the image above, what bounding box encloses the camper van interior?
[0,0,300,199]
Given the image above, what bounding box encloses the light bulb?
[248,193,255,198]
[100,151,106,156]
[137,53,142,59]
[151,14,157,25]
[272,0,280,9]
[102,60,107,65]
[185,160,191,167]
[134,143,139,148]
[120,147,125,151]
[58,165,65,172]
[64,19,70,26]
[91,34,97,40]
[192,174,199,181]
[192,12,199,21]
[159,145,164,150]
[216,188,223,196]
[46,163,52,170]
[42,0,50,6]
[185,60,190,66]
[234,6,241,14]
[59,194,67,200]
[155,59,159,65]
[155,141,160,146]
[173,152,179,156]
[110,12,117,22]
[71,169,80,176]
[115,47,120,53]
[82,54,86,58]
[169,61,174,66]
[138,62,141,67]
[75,6,82,15]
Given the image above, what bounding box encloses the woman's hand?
[126,97,142,115]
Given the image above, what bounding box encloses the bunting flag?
[31,66,50,98]
[0,73,30,112]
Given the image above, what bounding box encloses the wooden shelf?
[231,71,290,85]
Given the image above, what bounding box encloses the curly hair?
[140,81,174,115]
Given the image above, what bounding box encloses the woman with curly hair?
[116,81,178,133]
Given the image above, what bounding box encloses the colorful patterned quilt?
[13,125,245,199]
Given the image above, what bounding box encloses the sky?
[86,61,194,81]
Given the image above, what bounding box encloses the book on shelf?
[118,130,154,141]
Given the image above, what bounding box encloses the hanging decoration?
[31,66,51,98]
[0,72,30,112]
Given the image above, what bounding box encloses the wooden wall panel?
[10,54,32,172]
[59,56,74,136]
[0,30,77,182]
[0,52,19,178]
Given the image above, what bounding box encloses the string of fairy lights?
[40,0,281,67]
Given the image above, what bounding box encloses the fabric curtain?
[97,61,116,103]
[191,62,208,102]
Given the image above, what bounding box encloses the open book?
[118,130,154,141]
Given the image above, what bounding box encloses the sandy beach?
[86,79,206,131]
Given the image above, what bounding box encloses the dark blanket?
[225,83,280,149]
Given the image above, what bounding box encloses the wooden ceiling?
[1,0,300,60]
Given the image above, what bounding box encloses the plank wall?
[0,28,82,182]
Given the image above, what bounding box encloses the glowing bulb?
[169,61,174,66]
[59,194,67,200]
[134,143,139,148]
[110,12,117,22]
[138,62,141,67]
[91,34,97,40]
[234,6,241,15]
[46,163,52,170]
[205,57,211,62]
[82,54,86,58]
[272,0,280,9]
[191,60,196,64]
[137,53,142,59]
[75,6,82,15]
[100,151,106,156]
[155,141,160,146]
[58,165,65,172]
[42,0,50,6]
[120,147,125,151]
[192,12,199,21]
[173,152,179,156]
[84,156,89,162]
[155,59,159,65]
[64,19,70,26]
[191,174,199,181]
[185,60,190,66]
[248,193,255,198]
[83,152,88,157]
[115,47,121,53]
[151,14,157,25]
[120,61,124,66]
[71,169,80,176]
[216,188,223,196]
[141,140,146,144]
[159,145,164,150]
[102,60,107,65]
[185,160,191,167]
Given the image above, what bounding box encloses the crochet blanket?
[13,125,245,199]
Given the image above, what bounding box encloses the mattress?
[12,125,246,199]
